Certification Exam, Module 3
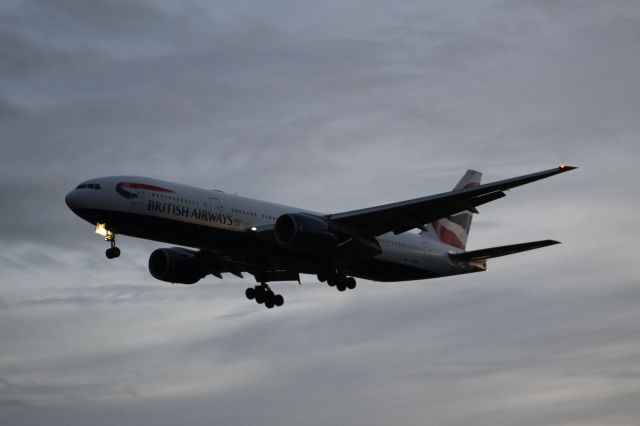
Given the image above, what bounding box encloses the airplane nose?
[65,190,77,210]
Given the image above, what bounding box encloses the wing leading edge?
[328,165,577,237]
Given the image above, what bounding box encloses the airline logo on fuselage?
[116,182,174,199]
[147,201,234,226]
[117,181,234,226]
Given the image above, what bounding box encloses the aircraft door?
[205,196,223,226]
[131,186,146,210]
[206,197,221,214]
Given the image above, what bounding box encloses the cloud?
[0,28,57,78]
[0,96,24,122]
[1,0,639,425]
[19,283,222,306]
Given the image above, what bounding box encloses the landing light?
[559,163,567,169]
[95,223,114,240]
[251,226,258,232]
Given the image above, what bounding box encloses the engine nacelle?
[148,247,207,284]
[274,213,337,250]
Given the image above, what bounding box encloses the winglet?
[558,164,578,172]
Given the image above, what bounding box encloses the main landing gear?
[245,283,284,309]
[317,270,357,292]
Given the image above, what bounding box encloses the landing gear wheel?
[254,288,265,304]
[245,287,255,300]
[337,282,347,292]
[274,294,284,307]
[346,277,356,290]
[105,247,120,259]
[327,277,338,287]
[265,297,275,309]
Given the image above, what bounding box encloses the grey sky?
[1,0,640,425]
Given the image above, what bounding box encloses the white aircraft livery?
[65,165,576,309]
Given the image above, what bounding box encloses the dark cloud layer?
[2,0,640,425]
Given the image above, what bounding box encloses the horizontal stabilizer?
[448,240,560,262]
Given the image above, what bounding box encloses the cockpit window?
[76,183,101,190]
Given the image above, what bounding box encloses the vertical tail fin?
[421,170,482,249]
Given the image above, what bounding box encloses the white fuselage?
[65,176,474,282]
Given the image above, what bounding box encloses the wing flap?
[448,240,560,262]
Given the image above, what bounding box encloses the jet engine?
[274,213,338,250]
[148,247,207,284]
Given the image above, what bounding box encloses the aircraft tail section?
[421,169,482,249]
[448,239,560,262]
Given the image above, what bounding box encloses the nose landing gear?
[105,243,120,259]
[96,223,120,259]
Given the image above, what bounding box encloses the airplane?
[65,165,576,309]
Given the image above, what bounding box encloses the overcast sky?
[1,0,640,425]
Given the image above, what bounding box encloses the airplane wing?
[327,165,576,237]
[200,248,301,283]
[199,249,246,278]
